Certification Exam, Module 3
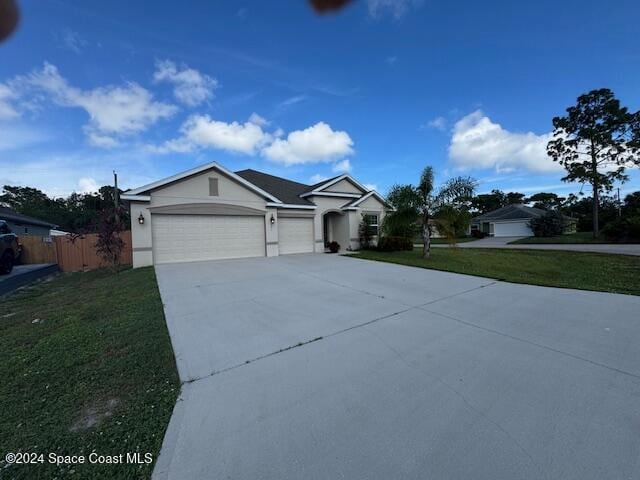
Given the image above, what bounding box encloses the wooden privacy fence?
[18,235,58,264]
[18,232,132,272]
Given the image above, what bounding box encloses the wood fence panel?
[18,236,58,264]
[53,232,133,272]
[54,236,84,272]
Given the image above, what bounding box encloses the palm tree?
[417,167,475,258]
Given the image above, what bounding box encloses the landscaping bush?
[601,216,640,241]
[328,241,340,253]
[529,211,566,237]
[377,236,413,252]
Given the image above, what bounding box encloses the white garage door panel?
[493,221,533,237]
[153,214,265,264]
[278,217,314,254]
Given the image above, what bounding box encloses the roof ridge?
[235,169,311,188]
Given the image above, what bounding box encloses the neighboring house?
[122,161,388,267]
[471,204,575,237]
[0,206,57,236]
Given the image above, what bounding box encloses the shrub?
[328,241,340,253]
[601,218,627,241]
[601,216,640,241]
[529,211,566,237]
[377,236,413,252]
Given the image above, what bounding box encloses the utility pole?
[617,187,622,218]
[113,170,120,224]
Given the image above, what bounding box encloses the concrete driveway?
[154,254,640,480]
[433,236,640,255]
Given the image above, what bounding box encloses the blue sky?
[1,0,639,199]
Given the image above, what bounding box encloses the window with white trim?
[363,214,379,236]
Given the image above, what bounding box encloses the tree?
[547,88,640,237]
[623,191,640,216]
[383,184,422,238]
[527,192,565,211]
[471,190,523,212]
[416,167,475,259]
[506,192,526,204]
[94,206,127,269]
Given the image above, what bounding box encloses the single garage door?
[493,221,533,237]
[152,214,265,264]
[278,217,314,254]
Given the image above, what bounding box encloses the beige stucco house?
[122,161,388,267]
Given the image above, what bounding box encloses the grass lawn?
[353,248,640,296]
[509,232,640,245]
[0,267,179,480]
[417,237,478,245]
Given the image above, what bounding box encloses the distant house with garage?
[122,161,389,267]
[0,207,57,236]
[471,204,575,237]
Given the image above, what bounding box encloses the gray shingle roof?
[472,204,546,222]
[234,169,315,206]
[0,206,57,228]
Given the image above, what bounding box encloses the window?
[209,177,219,196]
[363,214,379,236]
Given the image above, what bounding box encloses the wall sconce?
[270,214,275,225]
[138,213,145,225]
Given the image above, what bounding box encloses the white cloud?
[367,0,423,18]
[448,110,562,174]
[332,159,352,173]
[363,183,378,191]
[309,174,329,184]
[78,177,99,193]
[152,114,272,155]
[248,112,269,127]
[424,116,447,131]
[27,63,176,146]
[262,122,354,166]
[153,59,218,107]
[85,130,120,149]
[0,83,19,119]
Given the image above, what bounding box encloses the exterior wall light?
[138,213,145,225]
[270,214,275,225]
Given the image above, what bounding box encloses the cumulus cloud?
[151,114,272,155]
[153,59,218,107]
[78,177,99,193]
[332,159,352,173]
[262,122,354,166]
[27,63,176,147]
[367,0,423,18]
[448,110,561,173]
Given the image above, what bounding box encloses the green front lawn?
[353,248,640,295]
[417,237,478,245]
[509,232,640,244]
[0,267,179,480]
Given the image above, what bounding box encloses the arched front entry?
[322,210,347,250]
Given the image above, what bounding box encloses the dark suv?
[0,220,20,274]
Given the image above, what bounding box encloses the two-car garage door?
[152,214,265,264]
